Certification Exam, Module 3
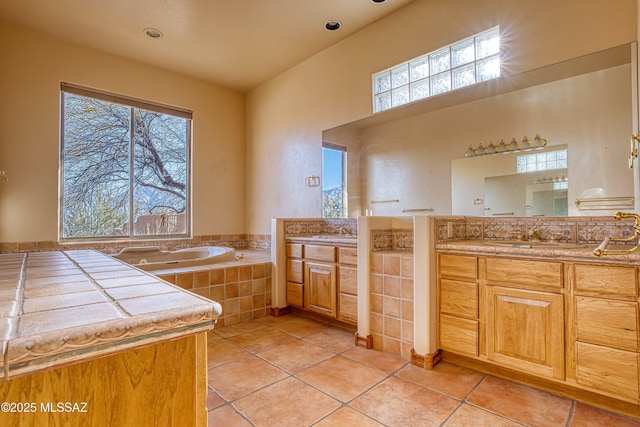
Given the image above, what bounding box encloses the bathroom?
[1,0,640,425]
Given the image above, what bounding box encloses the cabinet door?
[304,262,337,318]
[487,286,564,380]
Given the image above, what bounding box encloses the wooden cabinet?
[485,257,565,380]
[305,261,336,317]
[286,244,304,307]
[437,250,640,409]
[286,242,357,325]
[486,285,565,380]
[437,254,479,357]
[338,247,358,324]
[572,264,639,402]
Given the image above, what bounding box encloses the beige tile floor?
[207,315,640,427]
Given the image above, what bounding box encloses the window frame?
[59,83,192,241]
[372,26,500,113]
[321,142,347,218]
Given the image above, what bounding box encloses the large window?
[322,143,347,218]
[60,84,191,240]
[372,27,500,113]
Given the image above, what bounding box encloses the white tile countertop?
[0,250,221,380]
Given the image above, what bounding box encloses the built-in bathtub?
[112,246,236,271]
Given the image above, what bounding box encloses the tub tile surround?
[437,215,639,245]
[0,250,221,380]
[151,250,272,328]
[0,233,272,254]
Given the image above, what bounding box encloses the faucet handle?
[510,231,526,241]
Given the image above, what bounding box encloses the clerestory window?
[372,27,500,113]
[59,83,191,240]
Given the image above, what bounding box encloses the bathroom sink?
[481,241,588,249]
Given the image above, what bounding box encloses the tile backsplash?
[435,216,639,246]
[0,234,271,254]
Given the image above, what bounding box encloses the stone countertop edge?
[436,240,640,265]
[3,302,220,380]
[0,250,222,382]
[285,236,357,247]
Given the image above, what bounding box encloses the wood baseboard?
[270,306,292,317]
[442,351,640,421]
[355,332,373,349]
[410,349,442,369]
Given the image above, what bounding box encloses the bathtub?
[112,246,236,271]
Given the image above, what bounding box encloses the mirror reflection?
[452,145,570,217]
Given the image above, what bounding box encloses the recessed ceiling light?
[324,21,341,31]
[143,28,163,38]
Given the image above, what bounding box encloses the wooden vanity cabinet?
[285,242,357,325]
[286,243,304,307]
[485,258,565,380]
[338,247,358,324]
[572,264,639,402]
[437,254,480,357]
[304,244,337,318]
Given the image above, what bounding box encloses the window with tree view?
[60,84,191,240]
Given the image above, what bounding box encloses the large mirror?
[324,44,636,218]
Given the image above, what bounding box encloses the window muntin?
[60,84,191,240]
[322,144,347,218]
[373,27,500,113]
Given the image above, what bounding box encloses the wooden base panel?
[290,307,356,331]
[270,306,292,317]
[355,332,373,349]
[0,334,207,427]
[442,351,640,421]
[411,349,443,369]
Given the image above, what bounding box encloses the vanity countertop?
[435,239,640,265]
[286,235,358,247]
[0,250,221,380]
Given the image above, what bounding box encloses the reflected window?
[517,149,567,173]
[322,143,347,218]
[373,27,500,113]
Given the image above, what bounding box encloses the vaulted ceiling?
[0,0,415,92]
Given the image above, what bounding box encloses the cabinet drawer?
[575,296,638,351]
[286,243,303,258]
[305,245,336,262]
[486,258,562,290]
[286,259,304,283]
[287,282,304,307]
[574,264,638,298]
[439,314,478,356]
[338,247,358,266]
[576,341,639,402]
[339,293,358,324]
[439,254,477,279]
[440,279,478,319]
[339,266,358,295]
